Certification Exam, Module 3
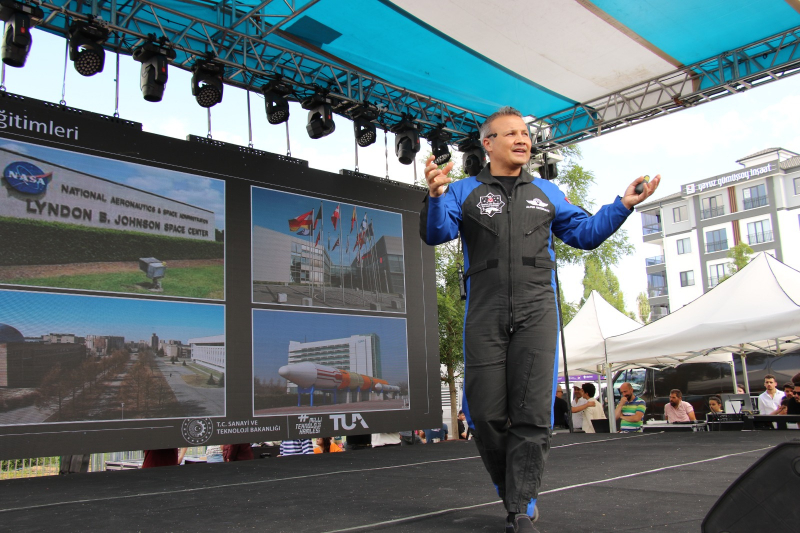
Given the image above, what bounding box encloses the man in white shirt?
[571,385,586,431]
[758,374,785,415]
[571,383,605,433]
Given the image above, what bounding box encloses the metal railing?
[742,195,768,210]
[708,275,727,288]
[700,206,726,220]
[645,255,665,266]
[643,223,662,235]
[1,447,209,480]
[706,240,729,253]
[647,286,668,298]
[650,309,669,320]
[748,231,773,245]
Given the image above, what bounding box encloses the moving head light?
[191,59,224,108]
[457,136,485,176]
[68,20,109,77]
[263,79,292,125]
[0,0,43,68]
[302,93,335,139]
[391,118,420,165]
[132,39,176,102]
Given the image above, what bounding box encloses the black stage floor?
[1,431,797,532]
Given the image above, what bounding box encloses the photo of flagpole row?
[253,310,409,416]
[251,186,406,312]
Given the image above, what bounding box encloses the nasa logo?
[181,417,214,445]
[2,161,53,195]
[330,413,369,431]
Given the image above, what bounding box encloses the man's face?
[458,413,465,421]
[669,393,681,407]
[620,385,633,401]
[784,387,794,398]
[556,389,563,398]
[794,387,800,401]
[709,399,721,412]
[765,378,777,391]
[482,115,531,171]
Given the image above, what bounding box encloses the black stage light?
[391,118,420,165]
[457,136,485,176]
[351,106,378,147]
[302,93,335,139]
[0,1,43,68]
[191,60,224,108]
[132,39,176,102]
[429,128,452,165]
[68,20,109,77]
[262,79,291,125]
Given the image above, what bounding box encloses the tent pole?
[554,266,573,432]
[605,361,616,433]
[739,345,751,397]
[730,360,737,392]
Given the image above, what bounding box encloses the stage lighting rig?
[132,37,176,102]
[391,117,420,165]
[528,150,564,180]
[191,59,224,108]
[262,78,292,125]
[0,0,43,68]
[457,136,485,176]
[351,106,379,148]
[302,92,335,139]
[68,19,109,77]
[428,127,452,165]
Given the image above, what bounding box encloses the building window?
[647,272,667,297]
[742,183,768,210]
[673,205,687,223]
[705,228,728,253]
[676,238,691,255]
[701,195,724,220]
[642,211,661,235]
[795,177,800,196]
[708,264,728,288]
[747,219,773,245]
[679,271,695,287]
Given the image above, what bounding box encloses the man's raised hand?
[425,154,455,198]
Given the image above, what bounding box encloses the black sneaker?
[504,513,539,533]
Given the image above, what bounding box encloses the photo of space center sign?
[0,138,225,300]
[251,186,405,312]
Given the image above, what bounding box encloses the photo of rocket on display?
[253,310,409,416]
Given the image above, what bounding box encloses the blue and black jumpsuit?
[420,165,632,514]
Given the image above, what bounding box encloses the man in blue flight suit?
[420,107,660,533]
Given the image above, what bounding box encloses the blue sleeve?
[545,186,633,250]
[419,183,464,245]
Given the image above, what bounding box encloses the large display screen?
[0,93,439,458]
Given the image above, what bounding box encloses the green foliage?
[727,243,754,273]
[581,257,635,319]
[636,292,651,325]
[0,217,223,266]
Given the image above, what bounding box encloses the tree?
[580,257,635,319]
[728,243,754,274]
[436,240,465,439]
[636,291,651,325]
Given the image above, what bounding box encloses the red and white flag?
[331,204,340,230]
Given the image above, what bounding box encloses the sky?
[0,289,224,343]
[252,309,409,385]
[5,29,800,316]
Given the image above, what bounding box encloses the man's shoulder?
[681,401,694,411]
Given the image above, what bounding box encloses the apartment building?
[635,148,800,320]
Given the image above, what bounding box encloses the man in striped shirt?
[279,439,314,456]
[615,382,646,432]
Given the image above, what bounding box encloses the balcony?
[700,206,726,220]
[647,286,668,298]
[743,195,768,210]
[645,255,665,266]
[642,223,662,235]
[748,231,773,245]
[708,276,725,288]
[650,308,669,321]
[706,240,729,253]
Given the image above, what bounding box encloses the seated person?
[664,389,696,423]
[708,396,723,414]
[314,437,344,453]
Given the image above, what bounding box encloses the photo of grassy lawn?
[3,263,224,299]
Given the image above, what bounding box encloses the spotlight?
[0,1,43,68]
[302,93,335,139]
[262,79,291,125]
[68,20,109,77]
[457,136,485,176]
[132,39,176,102]
[391,118,420,165]
[191,59,224,108]
[351,106,378,148]
[429,127,451,165]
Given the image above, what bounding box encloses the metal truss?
[34,0,487,141]
[529,25,800,152]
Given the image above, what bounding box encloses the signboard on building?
[681,161,779,197]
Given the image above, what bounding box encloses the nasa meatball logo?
[477,193,505,217]
[2,161,53,195]
[181,417,214,445]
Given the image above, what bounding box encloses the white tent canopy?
[605,253,800,366]
[561,290,642,378]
